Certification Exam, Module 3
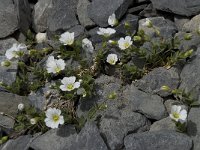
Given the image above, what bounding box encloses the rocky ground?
[1,0,200,150]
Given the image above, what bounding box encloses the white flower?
[118,36,133,50]
[30,118,37,125]
[106,54,118,65]
[108,13,118,27]
[59,32,74,45]
[170,105,187,122]
[60,76,80,92]
[5,43,26,60]
[18,103,24,111]
[82,38,94,53]
[36,32,47,43]
[44,108,64,129]
[142,18,152,28]
[46,56,66,74]
[97,28,116,37]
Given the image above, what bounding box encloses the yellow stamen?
[173,112,180,119]
[67,84,74,90]
[52,114,59,122]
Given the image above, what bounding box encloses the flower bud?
[160,85,170,91]
[108,40,117,45]
[133,36,142,42]
[30,118,37,125]
[1,136,8,143]
[1,60,11,67]
[36,32,47,43]
[184,33,192,40]
[184,49,193,57]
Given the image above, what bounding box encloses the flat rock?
[69,122,108,150]
[150,0,200,16]
[174,15,190,31]
[175,32,200,52]
[0,56,18,85]
[124,130,193,150]
[150,117,176,132]
[1,135,32,150]
[179,47,200,101]
[187,107,200,150]
[123,84,167,120]
[0,0,18,38]
[77,0,95,28]
[183,14,200,33]
[33,0,53,32]
[99,108,150,150]
[135,67,180,97]
[29,125,77,150]
[139,17,177,39]
[47,0,78,35]
[88,0,133,27]
[0,92,29,116]
[76,75,123,118]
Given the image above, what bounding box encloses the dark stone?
[151,0,200,16]
[88,0,133,27]
[124,130,193,150]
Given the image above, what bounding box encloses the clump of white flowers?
[18,103,24,111]
[5,43,27,60]
[82,38,94,53]
[108,13,118,27]
[97,28,116,37]
[59,32,74,45]
[46,56,66,74]
[118,36,133,50]
[142,18,153,28]
[106,54,118,65]
[36,32,47,43]
[44,108,64,129]
[60,76,80,92]
[170,105,187,122]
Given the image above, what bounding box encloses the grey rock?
[135,67,180,97]
[67,25,85,39]
[115,14,139,37]
[88,0,133,27]
[0,0,18,38]
[139,17,177,39]
[88,27,103,44]
[175,32,200,52]
[0,38,18,55]
[69,122,108,150]
[150,117,176,131]
[179,47,200,101]
[1,135,32,150]
[174,15,190,31]
[124,130,193,150]
[47,0,78,35]
[76,75,123,118]
[33,0,53,32]
[0,56,18,85]
[99,108,150,150]
[14,0,31,35]
[77,0,95,28]
[28,82,59,111]
[183,14,200,33]
[0,115,15,132]
[30,125,77,150]
[187,107,200,150]
[151,0,200,16]
[128,4,148,14]
[139,4,158,18]
[123,84,167,120]
[0,92,29,116]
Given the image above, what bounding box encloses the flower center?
[124,42,130,48]
[173,112,180,119]
[67,84,74,90]
[109,59,115,65]
[55,67,61,73]
[52,114,59,122]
